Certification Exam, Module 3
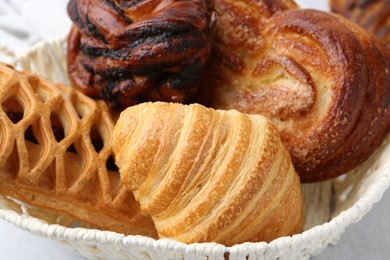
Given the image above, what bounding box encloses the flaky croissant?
[0,63,157,237]
[197,0,390,182]
[330,0,390,49]
[113,102,304,246]
[67,0,215,109]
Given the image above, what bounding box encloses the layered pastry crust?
[113,102,304,246]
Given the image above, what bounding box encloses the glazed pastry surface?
[197,0,390,182]
[330,0,390,49]
[0,63,157,237]
[67,0,215,109]
[113,102,304,246]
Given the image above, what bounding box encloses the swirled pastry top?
[196,0,390,182]
[113,102,303,245]
[67,0,215,109]
[330,0,390,49]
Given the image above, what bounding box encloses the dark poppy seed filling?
[67,0,215,109]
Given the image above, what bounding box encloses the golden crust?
[113,102,304,246]
[330,0,390,49]
[0,63,157,237]
[196,0,390,182]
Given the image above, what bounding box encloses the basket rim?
[0,37,390,256]
[1,164,388,254]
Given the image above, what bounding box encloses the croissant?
[0,63,157,237]
[67,0,215,109]
[330,0,390,49]
[196,0,390,182]
[112,102,304,246]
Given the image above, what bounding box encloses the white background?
[0,0,389,259]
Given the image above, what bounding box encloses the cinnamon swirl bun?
[197,0,390,182]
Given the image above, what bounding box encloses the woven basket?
[0,36,389,260]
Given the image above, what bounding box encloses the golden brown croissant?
[0,63,157,237]
[67,0,215,109]
[330,0,390,49]
[113,102,304,246]
[196,0,390,182]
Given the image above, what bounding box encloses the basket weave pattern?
[0,37,389,259]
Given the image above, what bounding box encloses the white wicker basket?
[0,37,389,260]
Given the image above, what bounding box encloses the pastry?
[67,0,215,109]
[113,102,304,246]
[330,0,390,49]
[0,63,157,237]
[196,0,390,182]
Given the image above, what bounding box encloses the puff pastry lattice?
[0,63,157,237]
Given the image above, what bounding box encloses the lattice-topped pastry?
[196,0,390,182]
[0,62,157,237]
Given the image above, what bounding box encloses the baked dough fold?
[113,102,304,246]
